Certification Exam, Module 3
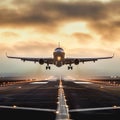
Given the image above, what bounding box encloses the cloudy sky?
[0,0,120,78]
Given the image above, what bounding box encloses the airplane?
[6,42,114,70]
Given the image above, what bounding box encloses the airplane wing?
[6,53,54,64]
[6,53,114,70]
[65,54,114,64]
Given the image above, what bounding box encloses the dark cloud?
[89,20,120,43]
[88,1,120,42]
[0,0,119,38]
[0,1,112,26]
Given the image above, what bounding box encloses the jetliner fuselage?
[53,47,65,67]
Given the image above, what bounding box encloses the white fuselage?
[53,47,65,67]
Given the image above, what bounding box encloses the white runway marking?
[69,106,120,112]
[0,105,55,112]
[74,81,92,84]
[30,82,48,84]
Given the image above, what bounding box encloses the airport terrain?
[0,77,120,120]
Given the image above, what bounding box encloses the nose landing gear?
[68,65,73,70]
[46,66,51,70]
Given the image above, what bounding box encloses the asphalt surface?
[0,78,120,120]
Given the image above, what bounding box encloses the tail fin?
[58,42,60,48]
[58,42,61,48]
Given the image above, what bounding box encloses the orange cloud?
[0,0,119,43]
[4,40,56,56]
[0,32,19,38]
[72,33,93,44]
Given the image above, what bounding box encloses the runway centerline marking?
[55,79,70,120]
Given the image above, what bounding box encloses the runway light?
[56,111,59,114]
[66,105,68,108]
[18,86,21,88]
[113,105,117,108]
[13,105,17,108]
[100,86,103,88]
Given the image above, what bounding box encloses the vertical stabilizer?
[58,42,60,48]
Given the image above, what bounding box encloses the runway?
[0,77,120,120]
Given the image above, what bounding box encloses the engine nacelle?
[74,59,79,65]
[39,59,44,65]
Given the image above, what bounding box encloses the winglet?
[112,53,115,58]
[58,42,60,48]
[5,52,10,58]
[6,52,8,57]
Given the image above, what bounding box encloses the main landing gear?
[68,65,73,70]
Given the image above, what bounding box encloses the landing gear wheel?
[46,66,51,70]
[68,66,73,70]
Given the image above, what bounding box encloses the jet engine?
[74,59,79,65]
[39,59,44,65]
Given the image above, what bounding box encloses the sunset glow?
[60,22,90,35]
[0,0,120,77]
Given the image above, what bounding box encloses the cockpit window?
[55,47,64,52]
